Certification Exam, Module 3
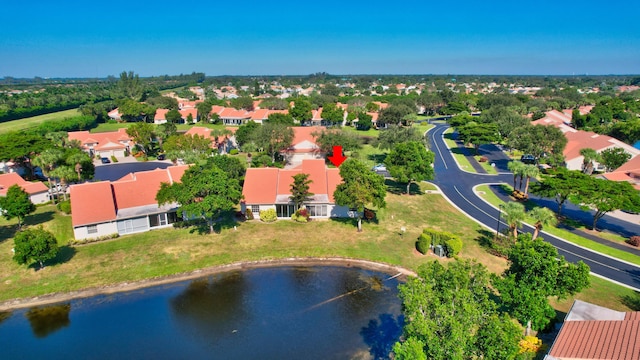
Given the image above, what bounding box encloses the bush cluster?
[110,155,118,163]
[57,200,71,214]
[626,236,640,247]
[229,149,239,155]
[245,208,254,220]
[172,218,205,228]
[260,208,277,223]
[69,233,118,245]
[417,228,463,257]
[291,208,310,223]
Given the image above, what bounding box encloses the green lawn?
[443,128,477,172]
[349,144,388,169]
[0,109,81,134]
[342,125,380,137]
[475,184,640,266]
[0,187,637,313]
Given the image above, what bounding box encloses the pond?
[0,266,404,359]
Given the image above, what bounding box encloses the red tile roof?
[70,165,189,227]
[68,128,132,151]
[549,320,640,359]
[70,181,117,227]
[155,108,169,121]
[0,173,48,196]
[243,159,341,204]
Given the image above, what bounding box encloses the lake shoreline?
[0,257,416,311]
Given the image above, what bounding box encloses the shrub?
[110,155,118,163]
[416,233,430,254]
[626,236,640,247]
[57,200,71,214]
[69,233,119,245]
[229,149,239,155]
[173,218,206,228]
[260,208,277,223]
[245,208,254,220]
[421,228,462,257]
[292,208,310,223]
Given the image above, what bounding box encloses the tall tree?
[32,148,65,201]
[0,185,36,229]
[503,201,525,239]
[570,177,640,230]
[457,122,499,154]
[320,103,345,126]
[385,141,434,194]
[165,109,182,123]
[528,207,557,240]
[156,161,242,234]
[235,120,260,147]
[494,236,590,330]
[126,122,156,155]
[600,147,631,172]
[394,260,522,360]
[507,160,525,191]
[265,112,294,126]
[289,173,313,210]
[117,71,143,100]
[253,123,294,163]
[196,102,212,123]
[163,134,213,164]
[377,104,414,127]
[312,129,362,153]
[289,99,312,124]
[333,159,386,232]
[13,226,59,270]
[508,124,567,166]
[529,168,590,215]
[376,126,424,150]
[580,148,600,174]
[521,164,539,195]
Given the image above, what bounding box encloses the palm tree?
[508,161,525,191]
[528,207,557,240]
[503,202,526,240]
[522,164,540,196]
[32,149,64,204]
[580,148,600,175]
[65,151,92,182]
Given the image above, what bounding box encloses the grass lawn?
[1,187,637,313]
[342,125,380,138]
[350,144,388,169]
[91,122,132,133]
[476,184,640,266]
[474,155,498,174]
[0,109,81,134]
[443,128,477,172]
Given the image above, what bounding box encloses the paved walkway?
[475,143,640,257]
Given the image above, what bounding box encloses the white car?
[372,164,387,172]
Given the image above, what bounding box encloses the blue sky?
[1,1,639,77]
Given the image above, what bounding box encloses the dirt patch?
[0,257,416,311]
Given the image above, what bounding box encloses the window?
[276,204,296,218]
[149,213,170,228]
[307,205,327,217]
[87,225,98,234]
[251,205,260,214]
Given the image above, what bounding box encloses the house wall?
[246,204,351,220]
[74,221,119,240]
[98,149,126,158]
[566,157,583,171]
[30,192,49,204]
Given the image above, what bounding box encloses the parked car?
[372,164,387,172]
[520,154,536,165]
[101,157,111,164]
[156,154,166,160]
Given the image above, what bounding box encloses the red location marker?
[328,145,347,167]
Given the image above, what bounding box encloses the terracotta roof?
[548,300,640,360]
[68,128,132,151]
[292,126,322,149]
[242,168,280,204]
[549,320,640,359]
[70,181,117,227]
[243,159,342,205]
[179,108,197,120]
[70,165,188,227]
[155,108,169,120]
[0,173,48,196]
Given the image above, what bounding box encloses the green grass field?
[0,109,81,134]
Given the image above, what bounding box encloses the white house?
[241,159,351,220]
[70,166,188,240]
[0,173,49,204]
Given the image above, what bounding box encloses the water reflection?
[25,303,71,338]
[0,266,403,360]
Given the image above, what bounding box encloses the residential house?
[241,159,351,220]
[545,300,640,360]
[70,165,188,240]
[0,173,49,204]
[183,126,237,152]
[284,126,325,164]
[531,108,640,172]
[601,155,640,190]
[67,128,134,158]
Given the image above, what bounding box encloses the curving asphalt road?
[427,123,640,291]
